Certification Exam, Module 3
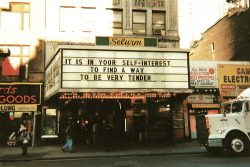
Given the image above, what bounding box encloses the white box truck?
[197,88,250,154]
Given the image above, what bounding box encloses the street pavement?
[0,140,207,162]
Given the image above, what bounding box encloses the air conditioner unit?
[153,29,162,35]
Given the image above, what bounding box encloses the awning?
[0,48,10,57]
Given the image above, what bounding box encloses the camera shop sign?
[0,84,41,105]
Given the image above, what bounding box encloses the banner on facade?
[218,64,250,97]
[190,67,216,87]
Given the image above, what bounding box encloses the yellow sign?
[218,64,250,96]
[109,37,144,47]
[0,104,37,112]
[192,104,220,108]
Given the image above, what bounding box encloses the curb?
[0,151,207,162]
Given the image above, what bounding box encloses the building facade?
[0,0,43,146]
[0,0,193,146]
[190,8,250,61]
[188,60,250,139]
[43,0,191,144]
[188,7,250,139]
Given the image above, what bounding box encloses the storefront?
[43,46,191,144]
[187,94,220,139]
[0,83,42,146]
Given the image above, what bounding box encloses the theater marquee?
[45,47,190,99]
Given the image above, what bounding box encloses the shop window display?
[0,112,33,146]
[44,109,57,135]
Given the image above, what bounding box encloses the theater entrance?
[55,97,174,145]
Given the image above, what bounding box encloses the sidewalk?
[0,140,207,162]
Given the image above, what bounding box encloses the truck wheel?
[205,146,223,153]
[225,135,249,154]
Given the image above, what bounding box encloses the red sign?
[0,84,41,104]
[221,84,236,90]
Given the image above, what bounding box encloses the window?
[0,46,29,81]
[211,42,215,51]
[59,7,78,32]
[105,9,122,35]
[44,109,57,135]
[133,10,146,35]
[0,3,30,30]
[224,102,243,113]
[152,11,165,35]
[80,8,96,32]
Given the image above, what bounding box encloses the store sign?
[192,104,220,108]
[109,37,144,47]
[0,84,41,105]
[218,64,250,97]
[0,104,37,111]
[188,95,214,103]
[96,37,157,47]
[190,67,216,87]
[60,49,189,90]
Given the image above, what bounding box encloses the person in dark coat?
[62,120,73,153]
[102,119,112,152]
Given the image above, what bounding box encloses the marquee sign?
[61,49,189,89]
[45,48,190,99]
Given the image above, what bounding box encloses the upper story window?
[0,46,29,81]
[60,7,97,33]
[133,10,146,35]
[105,9,122,35]
[211,42,215,51]
[0,3,30,30]
[59,7,78,32]
[80,8,96,32]
[152,11,165,35]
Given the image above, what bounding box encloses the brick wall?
[190,8,250,61]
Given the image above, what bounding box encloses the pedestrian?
[92,121,99,145]
[82,120,91,149]
[102,119,112,152]
[62,120,73,153]
[20,130,29,156]
[26,119,32,143]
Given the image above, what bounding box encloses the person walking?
[102,119,112,152]
[62,120,73,153]
[82,120,91,149]
[92,122,99,145]
[26,119,32,144]
[20,130,29,156]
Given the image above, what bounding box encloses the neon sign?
[0,85,41,104]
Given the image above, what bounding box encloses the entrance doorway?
[58,99,129,144]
